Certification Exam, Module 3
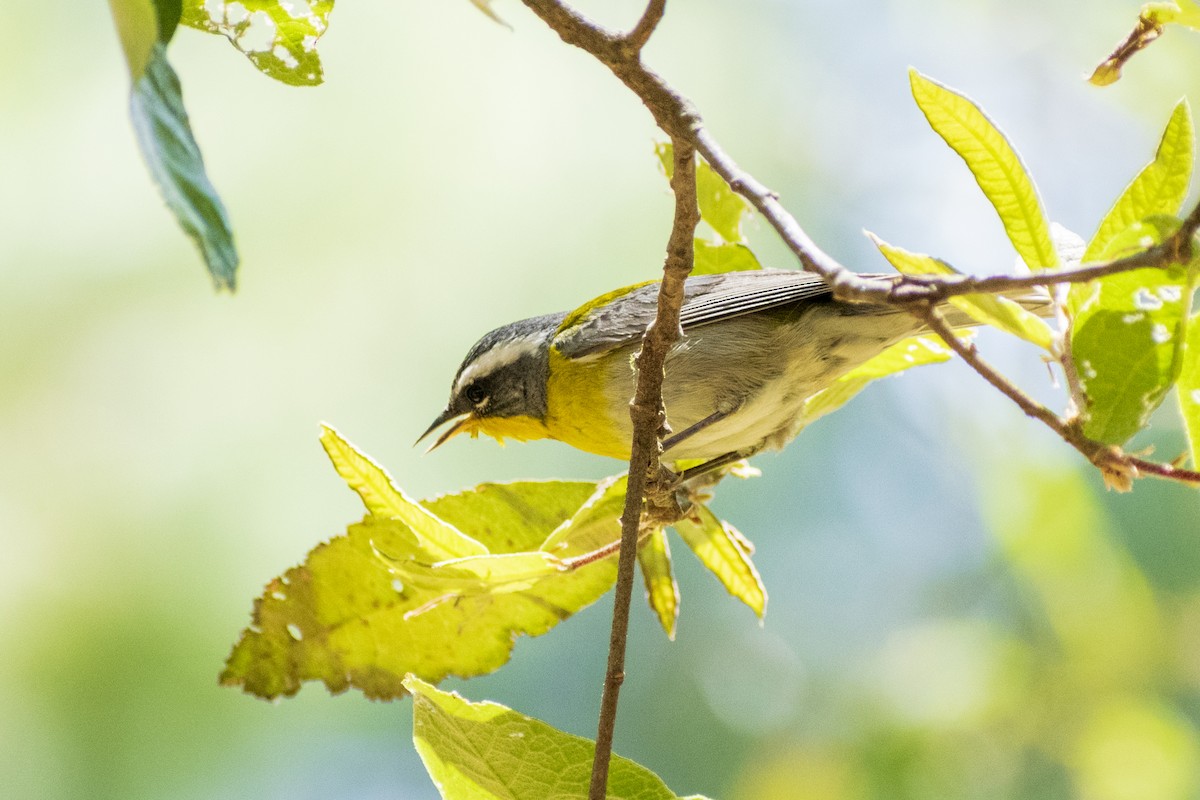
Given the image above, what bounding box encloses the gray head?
[418,311,567,450]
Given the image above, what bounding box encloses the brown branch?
[589,141,698,799]
[917,305,1200,490]
[621,0,665,54]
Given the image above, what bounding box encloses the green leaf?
[638,528,679,639]
[656,142,752,243]
[320,425,489,560]
[130,43,239,289]
[869,232,1054,350]
[405,677,710,800]
[221,476,620,699]
[910,70,1057,270]
[800,335,955,425]
[1084,99,1193,263]
[180,0,332,86]
[692,240,762,275]
[1179,311,1200,466]
[109,0,180,77]
[1072,221,1193,444]
[674,506,765,619]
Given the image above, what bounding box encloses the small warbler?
[420,270,1042,464]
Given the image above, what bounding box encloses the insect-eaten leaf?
[1072,220,1194,445]
[181,0,332,86]
[909,70,1057,271]
[406,677,713,800]
[224,428,761,700]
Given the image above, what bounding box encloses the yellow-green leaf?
[869,232,1054,350]
[405,677,710,800]
[800,335,955,425]
[1072,242,1193,445]
[180,0,331,86]
[674,506,765,619]
[320,425,489,560]
[656,142,752,243]
[1084,99,1194,263]
[1179,311,1200,466]
[910,70,1057,270]
[639,528,679,639]
[693,240,763,275]
[221,479,619,700]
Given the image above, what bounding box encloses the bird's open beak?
[415,407,472,453]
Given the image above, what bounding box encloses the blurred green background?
[4,1,1200,798]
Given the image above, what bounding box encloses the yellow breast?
[543,348,631,459]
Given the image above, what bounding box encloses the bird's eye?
[464,383,487,406]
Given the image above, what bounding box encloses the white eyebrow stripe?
[454,337,542,394]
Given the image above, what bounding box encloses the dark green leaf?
[130,44,239,289]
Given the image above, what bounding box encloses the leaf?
[130,43,239,289]
[405,677,710,800]
[221,478,620,700]
[109,0,180,77]
[1084,99,1193,263]
[180,0,332,86]
[910,70,1057,270]
[692,240,762,275]
[1072,220,1193,444]
[674,506,765,619]
[800,335,955,425]
[638,528,679,639]
[869,232,1054,350]
[656,142,752,243]
[320,425,489,560]
[1179,311,1200,466]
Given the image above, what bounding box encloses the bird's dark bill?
[415,408,472,452]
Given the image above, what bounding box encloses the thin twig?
[588,141,699,799]
[918,305,1200,489]
[621,0,666,54]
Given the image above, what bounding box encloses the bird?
[419,269,1044,466]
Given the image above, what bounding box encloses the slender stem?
[918,305,1200,489]
[589,142,699,799]
[621,0,666,53]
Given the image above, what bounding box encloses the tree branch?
[589,141,698,799]
[621,0,665,54]
[917,305,1200,490]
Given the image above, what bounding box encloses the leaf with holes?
[181,0,332,86]
[1072,219,1193,445]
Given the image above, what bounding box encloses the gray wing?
[553,270,891,359]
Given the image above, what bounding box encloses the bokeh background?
[4,1,1200,798]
